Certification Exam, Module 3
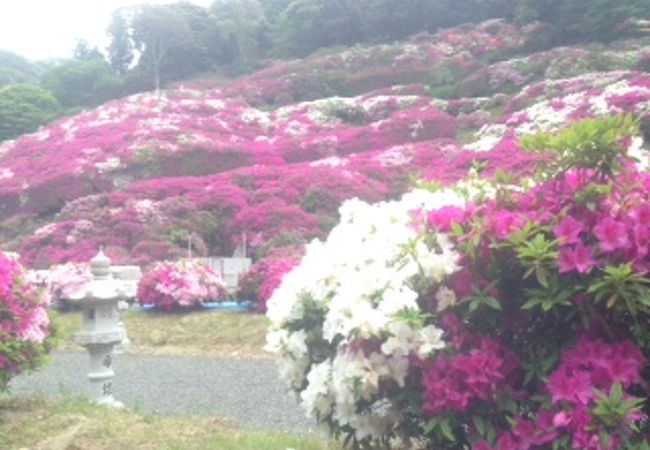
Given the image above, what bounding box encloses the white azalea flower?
[266,187,467,441]
[435,286,457,312]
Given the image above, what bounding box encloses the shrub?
[237,250,301,313]
[520,114,639,177]
[266,116,649,448]
[137,259,227,310]
[29,262,92,309]
[40,60,124,109]
[0,84,61,141]
[0,251,54,391]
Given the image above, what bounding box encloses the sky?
[0,0,212,61]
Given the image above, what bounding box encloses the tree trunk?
[154,65,160,95]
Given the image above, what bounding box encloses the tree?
[0,50,40,88]
[107,9,134,76]
[131,4,193,92]
[260,0,292,23]
[72,39,105,62]
[0,84,61,141]
[350,0,436,41]
[40,60,123,109]
[167,2,227,69]
[209,0,268,67]
[271,0,362,58]
[513,0,650,42]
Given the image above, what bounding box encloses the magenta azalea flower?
[558,242,596,273]
[593,217,629,252]
[491,210,525,239]
[0,251,53,392]
[427,205,467,231]
[553,216,585,244]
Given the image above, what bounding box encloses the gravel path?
[8,351,316,434]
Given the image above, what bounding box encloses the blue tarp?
[133,300,254,312]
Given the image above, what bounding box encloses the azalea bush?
[27,262,92,309]
[137,260,227,310]
[237,248,302,313]
[266,116,649,449]
[0,251,54,392]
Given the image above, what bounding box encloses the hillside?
[0,50,40,87]
[0,20,648,273]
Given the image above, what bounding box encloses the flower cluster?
[0,251,54,391]
[266,188,466,442]
[422,335,518,415]
[267,116,649,448]
[136,259,227,310]
[27,262,92,308]
[237,247,302,313]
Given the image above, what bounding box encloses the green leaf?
[424,419,437,435]
[483,297,502,310]
[611,381,623,403]
[440,420,455,442]
[599,431,610,450]
[451,221,464,237]
[472,415,486,437]
[486,426,496,445]
[521,298,540,310]
[536,267,548,288]
[606,294,618,308]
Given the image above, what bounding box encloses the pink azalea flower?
[491,210,525,239]
[564,169,595,191]
[450,270,474,299]
[494,432,519,450]
[427,205,466,232]
[632,224,649,260]
[593,217,629,252]
[553,411,571,427]
[472,440,494,450]
[629,203,650,225]
[553,217,585,244]
[547,366,595,405]
[558,242,596,273]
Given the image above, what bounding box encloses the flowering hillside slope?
[0,20,648,273]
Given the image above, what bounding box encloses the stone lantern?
[110,265,143,352]
[72,249,127,407]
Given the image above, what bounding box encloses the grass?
[0,395,337,450]
[54,309,271,358]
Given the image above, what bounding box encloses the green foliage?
[210,0,268,67]
[514,0,650,43]
[0,50,40,88]
[131,4,194,91]
[300,187,340,214]
[592,382,645,431]
[520,114,639,178]
[514,232,558,285]
[40,60,124,109]
[270,0,363,58]
[72,39,104,62]
[107,9,134,76]
[0,84,61,141]
[587,263,650,315]
[317,99,368,125]
[349,0,436,41]
[169,2,230,69]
